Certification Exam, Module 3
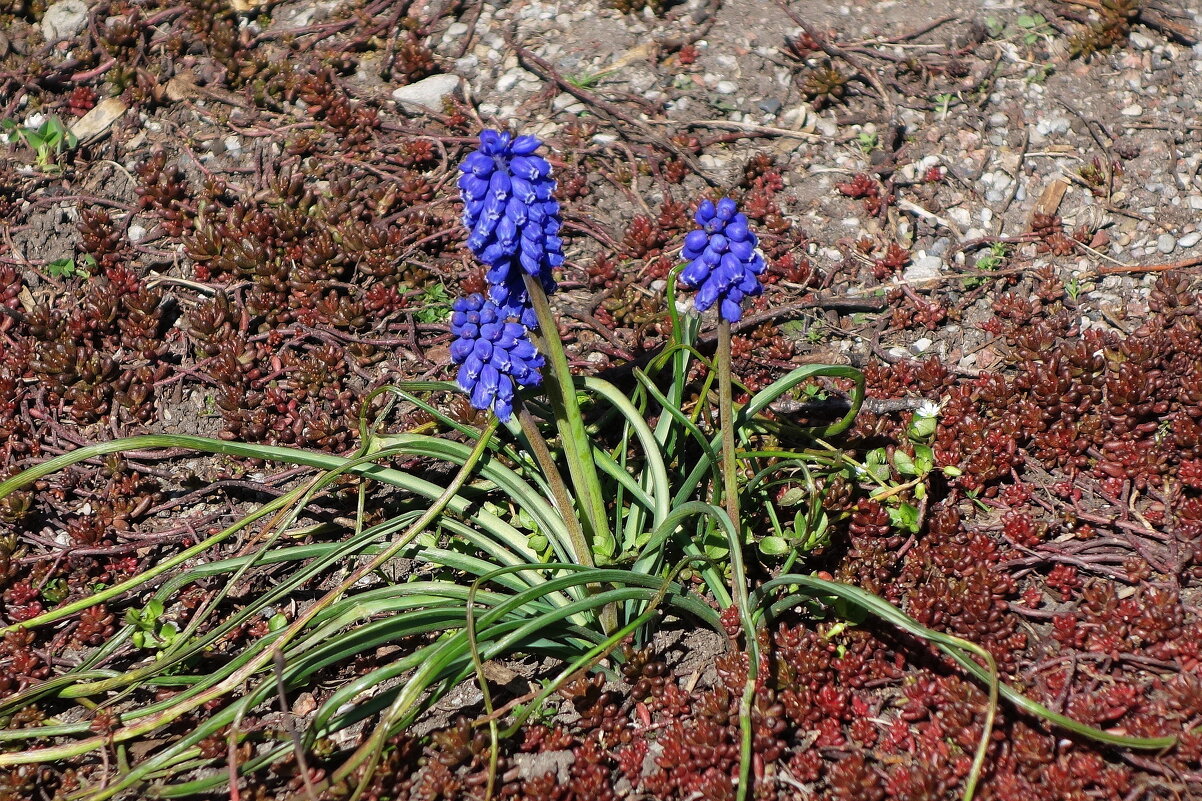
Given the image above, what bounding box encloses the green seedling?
[933,92,956,119]
[45,255,95,280]
[1015,13,1051,45]
[1065,277,1081,301]
[986,13,1053,46]
[567,72,602,89]
[124,599,179,651]
[2,116,78,172]
[856,131,878,154]
[966,243,1008,288]
[413,282,453,324]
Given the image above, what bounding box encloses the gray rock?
[928,237,953,257]
[1178,231,1201,249]
[903,253,943,287]
[757,98,782,115]
[1129,31,1156,50]
[1157,233,1177,253]
[496,72,520,92]
[392,74,460,112]
[553,93,585,114]
[715,80,738,95]
[41,0,88,42]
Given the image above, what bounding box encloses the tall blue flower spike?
[679,198,767,323]
[449,293,544,422]
[458,130,562,328]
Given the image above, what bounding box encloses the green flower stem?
[717,319,757,801]
[717,321,742,547]
[516,406,593,569]
[523,273,614,559]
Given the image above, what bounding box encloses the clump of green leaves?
[124,599,179,651]
[985,12,1054,46]
[413,282,453,324]
[45,254,96,280]
[2,116,77,172]
[965,242,1009,288]
[568,72,602,90]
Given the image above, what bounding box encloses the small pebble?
[1178,231,1201,248]
[1121,104,1143,116]
[757,98,782,114]
[1129,31,1155,50]
[715,80,738,95]
[1157,233,1177,253]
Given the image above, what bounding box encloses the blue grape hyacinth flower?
[458,130,562,326]
[449,293,544,422]
[679,198,766,323]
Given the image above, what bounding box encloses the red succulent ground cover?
[1,0,1201,799]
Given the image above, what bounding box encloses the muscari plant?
[0,130,1175,801]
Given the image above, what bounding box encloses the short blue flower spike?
[679,198,766,323]
[458,131,562,326]
[449,294,544,422]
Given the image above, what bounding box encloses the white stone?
[1129,31,1155,50]
[392,74,461,112]
[127,223,146,243]
[902,253,943,287]
[1178,231,1201,248]
[496,72,521,92]
[715,81,738,95]
[1121,104,1143,116]
[41,0,88,42]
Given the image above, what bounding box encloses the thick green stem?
[516,406,592,569]
[522,273,614,559]
[718,320,756,801]
[717,321,741,543]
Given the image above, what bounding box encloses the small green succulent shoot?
[124,599,179,651]
[1,115,78,172]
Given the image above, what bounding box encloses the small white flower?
[916,400,943,419]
